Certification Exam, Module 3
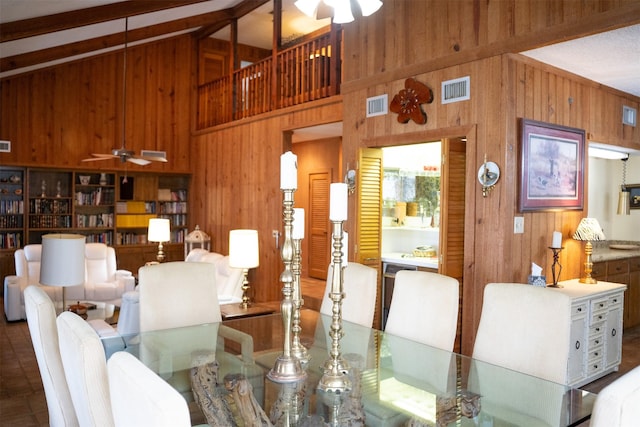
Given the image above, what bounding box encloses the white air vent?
[623,105,637,127]
[441,76,470,104]
[0,140,10,153]
[366,94,388,117]
[141,150,166,159]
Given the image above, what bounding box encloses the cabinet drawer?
[589,323,605,337]
[587,359,603,376]
[608,259,629,276]
[591,296,609,313]
[609,294,623,308]
[588,347,604,361]
[630,257,640,273]
[572,302,588,318]
[589,335,604,348]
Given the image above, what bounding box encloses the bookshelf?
[0,168,190,275]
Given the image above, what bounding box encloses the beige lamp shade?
[572,218,606,241]
[148,218,170,243]
[40,233,86,287]
[229,229,260,269]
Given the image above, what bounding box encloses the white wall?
[588,156,640,241]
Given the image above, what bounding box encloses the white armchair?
[4,243,135,321]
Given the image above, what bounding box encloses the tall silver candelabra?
[318,220,351,393]
[291,238,310,364]
[268,188,307,383]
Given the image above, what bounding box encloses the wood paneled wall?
[190,98,343,303]
[0,35,193,174]
[340,0,640,354]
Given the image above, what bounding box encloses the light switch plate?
[514,216,524,234]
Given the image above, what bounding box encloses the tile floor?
[2,279,639,426]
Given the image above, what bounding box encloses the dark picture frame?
[627,184,640,209]
[519,119,585,212]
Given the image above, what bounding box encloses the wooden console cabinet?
[593,257,640,329]
[552,279,625,388]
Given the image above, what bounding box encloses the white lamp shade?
[292,208,305,239]
[148,218,170,243]
[40,233,86,287]
[229,229,260,269]
[572,218,606,241]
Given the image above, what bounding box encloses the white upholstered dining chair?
[24,285,79,427]
[320,262,378,328]
[590,365,640,427]
[384,270,459,351]
[107,351,194,427]
[469,282,573,426]
[57,311,115,427]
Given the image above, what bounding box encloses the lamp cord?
[621,155,628,191]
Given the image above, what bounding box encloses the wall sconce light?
[148,218,170,263]
[229,229,260,309]
[572,218,605,284]
[345,169,356,195]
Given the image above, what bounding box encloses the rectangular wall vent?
[441,76,470,104]
[623,105,637,127]
[141,150,167,159]
[0,140,10,153]
[366,94,388,117]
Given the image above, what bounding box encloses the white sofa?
[185,249,244,304]
[4,243,135,321]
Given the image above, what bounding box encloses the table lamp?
[229,229,260,309]
[148,218,170,262]
[40,233,86,313]
[572,218,605,284]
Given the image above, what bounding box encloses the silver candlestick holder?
[291,238,309,364]
[268,188,307,383]
[318,220,351,393]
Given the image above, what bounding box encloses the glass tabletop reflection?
[101,309,595,427]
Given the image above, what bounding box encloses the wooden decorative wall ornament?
[390,78,434,125]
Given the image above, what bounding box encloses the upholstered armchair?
[80,243,135,301]
[4,243,135,321]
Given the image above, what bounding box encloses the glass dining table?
[101,309,595,427]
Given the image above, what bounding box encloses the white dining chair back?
[591,365,640,427]
[57,311,114,427]
[138,261,221,332]
[108,351,192,427]
[472,282,572,384]
[24,286,79,427]
[320,262,378,328]
[384,270,459,351]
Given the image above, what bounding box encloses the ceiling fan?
[81,17,167,167]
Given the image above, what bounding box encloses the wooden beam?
[0,0,210,42]
[193,0,269,40]
[1,9,236,72]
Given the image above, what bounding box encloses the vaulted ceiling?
[1,1,638,98]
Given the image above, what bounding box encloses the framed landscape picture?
[519,119,585,212]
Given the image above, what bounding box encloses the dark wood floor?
[1,280,638,426]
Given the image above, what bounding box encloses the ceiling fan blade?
[81,156,113,162]
[140,155,168,163]
[91,153,119,158]
[127,157,151,166]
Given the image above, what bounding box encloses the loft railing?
[197,31,341,129]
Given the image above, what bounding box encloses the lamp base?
[579,276,598,284]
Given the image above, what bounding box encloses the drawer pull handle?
[612,328,617,337]
[593,364,599,369]
[595,340,600,345]
[575,341,581,350]
[595,327,600,332]
[599,303,604,308]
[598,315,603,320]
[577,307,582,312]
[594,352,599,356]
[613,299,618,303]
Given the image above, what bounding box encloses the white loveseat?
[4,243,135,321]
[185,249,244,304]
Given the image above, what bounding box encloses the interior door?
[308,171,330,279]
[358,148,383,327]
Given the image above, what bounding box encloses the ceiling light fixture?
[295,0,382,24]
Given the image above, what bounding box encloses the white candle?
[551,231,562,249]
[329,183,348,221]
[292,208,305,239]
[280,151,297,190]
